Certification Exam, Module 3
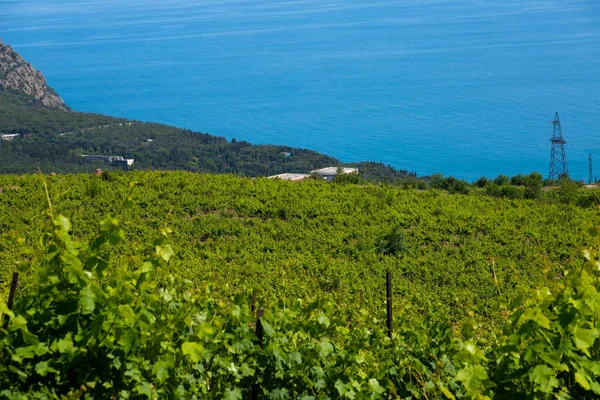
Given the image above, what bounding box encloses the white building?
[267,173,310,182]
[81,155,134,166]
[116,158,135,167]
[1,134,19,141]
[310,167,359,181]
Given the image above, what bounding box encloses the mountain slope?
[0,41,67,110]
[0,42,410,180]
[0,88,342,175]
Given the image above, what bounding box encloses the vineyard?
[0,171,599,398]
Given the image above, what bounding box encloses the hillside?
[0,41,67,110]
[0,43,411,180]
[1,172,596,322]
[0,87,347,175]
[0,172,598,398]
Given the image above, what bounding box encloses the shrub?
[523,172,543,200]
[473,176,489,188]
[494,174,510,186]
[376,225,407,256]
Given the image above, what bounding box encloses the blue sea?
[1,0,599,180]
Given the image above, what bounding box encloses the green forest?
[0,89,410,181]
[0,172,599,398]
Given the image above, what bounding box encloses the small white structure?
[310,167,359,181]
[1,134,19,141]
[81,155,115,162]
[268,173,310,182]
[80,155,134,166]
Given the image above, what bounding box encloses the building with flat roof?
[1,134,19,141]
[310,167,358,181]
[267,173,310,182]
[114,158,134,167]
[81,155,134,167]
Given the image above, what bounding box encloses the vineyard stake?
[386,271,392,338]
[256,308,265,347]
[3,272,19,328]
[251,308,265,400]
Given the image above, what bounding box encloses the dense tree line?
[0,89,410,180]
[407,172,598,207]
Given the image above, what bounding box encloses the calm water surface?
[1,0,599,180]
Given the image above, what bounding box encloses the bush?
[486,183,502,198]
[333,167,361,184]
[558,177,580,204]
[510,174,525,186]
[576,190,600,208]
[376,225,407,256]
[494,174,510,186]
[473,176,489,188]
[430,173,470,194]
[500,184,524,199]
[523,172,543,200]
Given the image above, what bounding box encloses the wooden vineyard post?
[386,271,393,339]
[3,272,19,328]
[251,308,265,400]
[256,308,265,347]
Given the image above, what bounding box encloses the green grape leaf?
[574,371,591,390]
[156,244,174,261]
[573,328,599,356]
[368,378,385,394]
[57,334,74,354]
[529,365,559,393]
[80,286,96,314]
[240,363,255,377]
[317,313,330,328]
[222,388,242,400]
[260,318,274,337]
[456,365,494,393]
[334,380,356,399]
[182,342,205,363]
[136,382,153,399]
[35,361,58,377]
[152,360,170,383]
[118,329,139,354]
[438,383,456,400]
[54,215,71,232]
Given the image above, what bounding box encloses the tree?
[376,225,407,256]
[500,184,524,199]
[510,174,525,186]
[557,177,579,204]
[485,183,502,198]
[473,176,489,188]
[430,173,446,190]
[445,177,470,195]
[494,174,510,186]
[522,172,543,200]
[333,167,361,184]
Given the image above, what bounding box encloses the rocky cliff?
[0,40,68,110]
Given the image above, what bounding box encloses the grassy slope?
[0,171,597,328]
